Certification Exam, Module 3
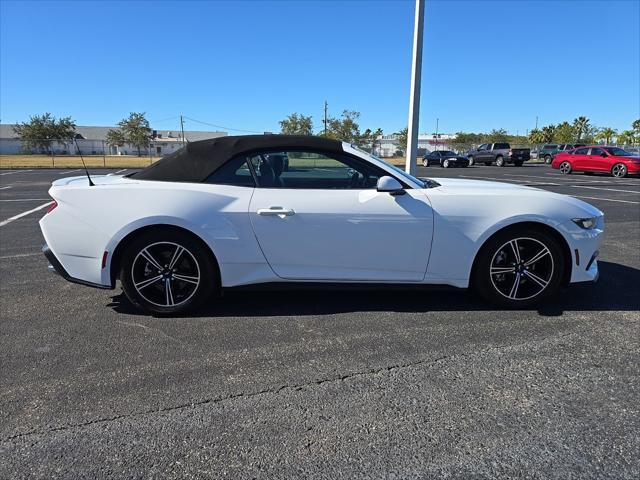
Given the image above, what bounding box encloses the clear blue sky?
[1,0,638,135]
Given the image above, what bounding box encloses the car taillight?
[46,201,58,214]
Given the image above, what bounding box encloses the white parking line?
[0,186,12,190]
[0,198,51,202]
[59,169,81,174]
[572,195,639,205]
[458,175,559,186]
[0,170,32,176]
[0,201,54,227]
[572,185,640,194]
[0,252,41,260]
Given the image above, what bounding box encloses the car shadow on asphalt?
[107,261,639,318]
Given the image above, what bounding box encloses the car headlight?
[572,217,597,229]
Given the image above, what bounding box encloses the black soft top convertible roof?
[132,134,345,182]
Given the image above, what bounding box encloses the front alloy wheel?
[468,156,474,166]
[422,159,429,167]
[442,159,450,168]
[559,161,572,174]
[473,229,565,307]
[611,163,627,178]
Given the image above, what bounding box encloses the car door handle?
[256,207,295,217]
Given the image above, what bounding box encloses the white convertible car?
[40,135,603,315]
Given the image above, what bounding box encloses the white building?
[375,133,458,157]
[0,124,227,156]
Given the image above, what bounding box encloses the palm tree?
[595,127,617,145]
[572,116,590,141]
[633,119,640,134]
[541,125,556,143]
[617,130,637,147]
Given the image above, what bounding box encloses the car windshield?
[605,147,634,156]
[350,145,438,188]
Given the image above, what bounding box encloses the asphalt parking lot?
[1,164,639,479]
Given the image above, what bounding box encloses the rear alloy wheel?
[442,159,450,168]
[544,155,552,164]
[611,163,628,178]
[473,229,565,307]
[559,161,572,174]
[468,156,474,166]
[120,230,217,316]
[495,156,505,167]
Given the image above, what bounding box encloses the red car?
[552,146,640,178]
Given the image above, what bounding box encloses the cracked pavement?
[1,167,639,478]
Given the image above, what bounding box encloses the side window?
[575,147,589,155]
[589,148,604,156]
[204,156,255,187]
[478,144,487,151]
[250,150,386,189]
[494,143,509,150]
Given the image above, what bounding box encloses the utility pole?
[435,118,439,151]
[535,116,538,130]
[405,0,425,174]
[323,101,328,137]
[180,115,186,146]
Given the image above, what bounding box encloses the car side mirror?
[377,176,405,195]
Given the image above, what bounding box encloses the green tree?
[105,129,126,149]
[448,132,484,152]
[395,127,408,154]
[486,129,509,143]
[13,113,76,154]
[572,116,591,141]
[279,113,313,135]
[358,127,383,152]
[595,127,617,145]
[528,128,544,144]
[553,122,575,143]
[108,112,151,156]
[325,110,362,143]
[541,125,557,143]
[617,130,637,146]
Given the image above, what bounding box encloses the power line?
[182,116,262,134]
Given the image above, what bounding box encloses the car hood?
[424,177,603,217]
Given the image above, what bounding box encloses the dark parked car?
[422,150,469,168]
[539,144,586,163]
[466,143,530,166]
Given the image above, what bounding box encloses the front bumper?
[43,244,112,290]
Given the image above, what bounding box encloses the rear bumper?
[43,244,113,290]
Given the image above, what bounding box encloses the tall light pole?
[405,0,425,174]
[435,117,439,151]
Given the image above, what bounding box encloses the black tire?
[544,155,552,164]
[120,229,218,316]
[468,156,474,166]
[472,227,566,308]
[495,156,505,167]
[611,163,628,178]
[559,161,572,174]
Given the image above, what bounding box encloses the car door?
[571,147,590,171]
[475,144,488,162]
[247,149,434,282]
[586,147,608,172]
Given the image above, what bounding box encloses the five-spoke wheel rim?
[489,237,554,301]
[612,164,626,177]
[131,242,200,308]
[560,162,571,174]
